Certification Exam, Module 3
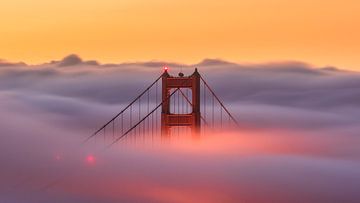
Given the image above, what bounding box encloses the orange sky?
[0,0,359,70]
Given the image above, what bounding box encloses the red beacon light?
[86,155,96,164]
[164,66,168,71]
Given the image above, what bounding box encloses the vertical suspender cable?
[112,120,115,140]
[212,93,214,128]
[138,98,140,136]
[220,107,223,130]
[103,127,106,144]
[203,81,206,134]
[130,105,132,135]
[121,113,123,135]
[156,81,158,134]
[178,90,180,136]
[155,83,158,133]
[147,89,150,133]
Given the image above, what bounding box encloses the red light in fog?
[164,66,168,71]
[86,155,96,164]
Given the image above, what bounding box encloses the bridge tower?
[161,68,201,136]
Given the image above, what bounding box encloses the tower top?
[162,67,199,78]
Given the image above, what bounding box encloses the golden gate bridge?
[85,68,239,146]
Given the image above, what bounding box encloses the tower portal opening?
[169,88,193,114]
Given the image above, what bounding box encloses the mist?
[1,55,360,202]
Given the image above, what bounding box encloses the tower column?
[161,70,171,136]
[191,69,201,134]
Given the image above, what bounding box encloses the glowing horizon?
[0,0,359,70]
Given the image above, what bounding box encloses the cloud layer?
[1,55,360,203]
[1,54,360,132]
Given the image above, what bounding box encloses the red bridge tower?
[161,68,201,136]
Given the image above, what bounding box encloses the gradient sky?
[0,0,359,70]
